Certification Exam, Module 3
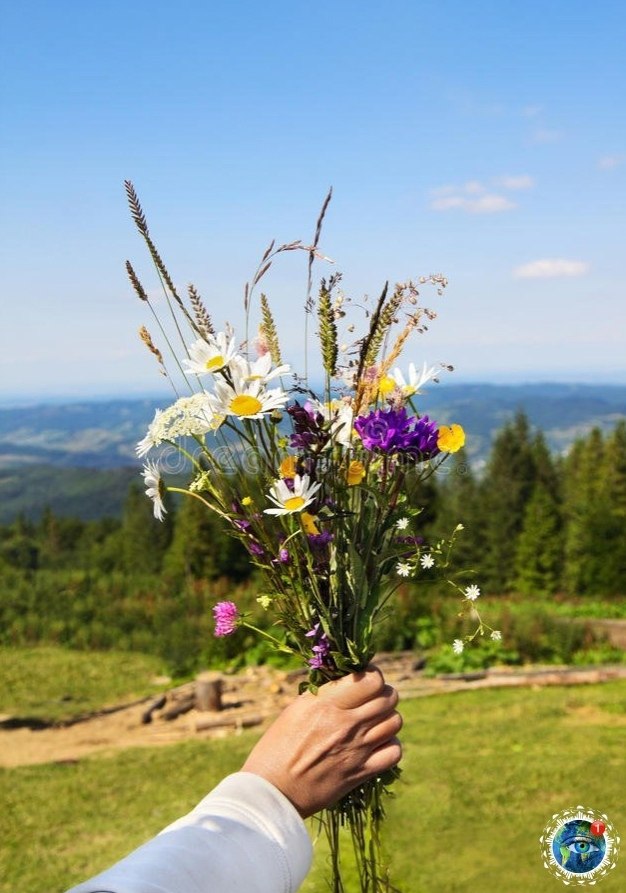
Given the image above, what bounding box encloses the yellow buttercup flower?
[437,423,466,453]
[241,496,253,506]
[279,455,298,478]
[378,375,396,396]
[301,512,320,535]
[346,459,366,486]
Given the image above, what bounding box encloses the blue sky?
[1,0,625,401]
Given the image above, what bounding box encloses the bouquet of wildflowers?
[126,183,496,892]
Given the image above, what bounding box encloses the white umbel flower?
[392,361,439,397]
[264,474,321,515]
[452,639,464,655]
[142,460,167,521]
[136,394,222,456]
[490,630,502,641]
[183,332,237,376]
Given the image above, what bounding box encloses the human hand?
[241,665,402,818]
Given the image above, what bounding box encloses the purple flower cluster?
[287,401,329,451]
[213,601,239,637]
[354,407,440,458]
[305,622,332,669]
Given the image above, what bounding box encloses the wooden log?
[195,713,264,733]
[195,672,223,712]
[141,695,167,725]
[162,694,195,721]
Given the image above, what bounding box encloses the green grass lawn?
[0,647,167,723]
[2,680,625,892]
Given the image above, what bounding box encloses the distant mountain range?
[1,384,625,522]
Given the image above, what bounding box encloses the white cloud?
[598,154,625,170]
[521,104,542,118]
[513,258,590,279]
[431,193,516,214]
[532,128,562,144]
[495,174,535,190]
[429,173,533,213]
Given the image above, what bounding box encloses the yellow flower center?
[284,495,306,511]
[378,376,396,395]
[230,395,263,416]
[205,354,225,371]
[280,455,298,477]
[346,460,366,486]
[437,423,466,453]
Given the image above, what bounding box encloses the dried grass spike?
[124,181,149,238]
[259,294,283,365]
[318,282,338,379]
[139,326,164,367]
[188,284,215,337]
[126,260,149,302]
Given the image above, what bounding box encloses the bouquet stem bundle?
[125,183,496,892]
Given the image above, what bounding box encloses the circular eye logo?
[540,806,620,885]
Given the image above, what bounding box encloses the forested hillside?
[2,415,625,673]
[2,384,626,522]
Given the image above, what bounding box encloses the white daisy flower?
[183,332,237,376]
[420,553,435,569]
[264,474,322,515]
[136,394,222,456]
[392,361,439,397]
[315,398,354,448]
[464,584,481,601]
[142,460,167,522]
[230,353,290,385]
[452,639,464,655]
[396,562,412,577]
[490,630,502,641]
[396,517,409,531]
[209,372,289,420]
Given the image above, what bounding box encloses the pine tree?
[514,483,564,595]
[120,483,172,574]
[479,412,537,593]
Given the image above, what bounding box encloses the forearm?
[66,773,313,893]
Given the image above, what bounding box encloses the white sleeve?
[66,772,313,893]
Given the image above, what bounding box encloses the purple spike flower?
[213,601,240,637]
[305,622,332,669]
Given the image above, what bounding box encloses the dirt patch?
[2,657,625,768]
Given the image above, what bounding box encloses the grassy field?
[2,673,625,892]
[0,647,167,723]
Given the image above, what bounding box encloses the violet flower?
[305,622,332,669]
[354,407,440,459]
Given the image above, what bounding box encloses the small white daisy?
[183,332,237,376]
[315,398,354,448]
[392,361,439,397]
[452,639,464,655]
[464,584,481,601]
[142,461,167,522]
[396,517,409,531]
[396,562,412,577]
[264,474,322,515]
[490,630,502,642]
[420,553,435,569]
